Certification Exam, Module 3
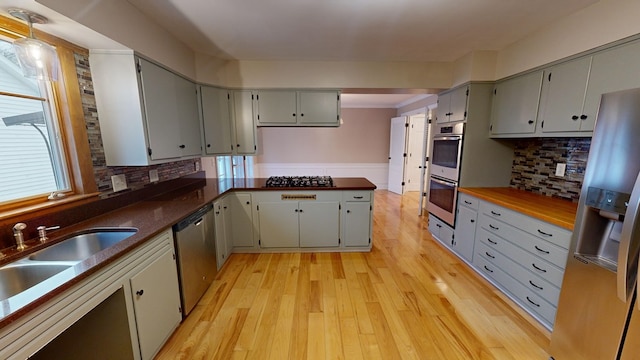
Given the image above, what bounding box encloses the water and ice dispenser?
[575,187,630,272]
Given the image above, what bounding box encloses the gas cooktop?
[265,176,334,188]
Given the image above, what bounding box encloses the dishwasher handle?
[173,203,213,232]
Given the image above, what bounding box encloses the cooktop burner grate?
[265,176,334,187]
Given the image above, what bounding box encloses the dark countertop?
[0,177,376,328]
[458,187,578,230]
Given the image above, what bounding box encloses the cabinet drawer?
[478,213,569,270]
[479,201,571,249]
[458,193,479,210]
[474,253,557,326]
[476,224,565,288]
[343,191,371,202]
[476,239,561,306]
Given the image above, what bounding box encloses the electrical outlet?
[149,169,159,183]
[555,163,566,177]
[111,174,128,192]
[195,161,200,172]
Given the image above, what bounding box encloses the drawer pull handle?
[464,200,472,205]
[529,280,544,290]
[537,229,553,237]
[534,245,550,254]
[136,289,144,296]
[353,196,364,199]
[532,263,547,273]
[489,224,499,230]
[487,238,497,245]
[483,265,494,273]
[526,296,541,307]
[485,251,495,259]
[490,211,501,216]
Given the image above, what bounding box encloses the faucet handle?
[37,225,60,242]
[13,223,27,251]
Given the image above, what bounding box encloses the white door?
[405,115,426,192]
[388,116,407,194]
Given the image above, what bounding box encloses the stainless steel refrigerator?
[550,87,640,359]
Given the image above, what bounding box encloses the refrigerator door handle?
[618,171,640,302]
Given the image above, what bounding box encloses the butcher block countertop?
[458,187,578,230]
[0,176,376,328]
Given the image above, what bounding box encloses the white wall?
[495,0,640,79]
[37,0,197,79]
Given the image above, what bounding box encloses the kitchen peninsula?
[0,175,375,359]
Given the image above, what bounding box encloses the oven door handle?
[430,177,457,187]
[433,136,462,141]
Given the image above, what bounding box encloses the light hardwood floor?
[157,190,551,359]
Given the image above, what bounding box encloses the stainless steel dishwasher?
[173,203,217,317]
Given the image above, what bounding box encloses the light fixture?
[8,8,59,81]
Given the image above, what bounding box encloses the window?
[0,38,70,204]
[216,156,254,179]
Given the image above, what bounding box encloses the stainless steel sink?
[28,228,137,262]
[0,263,71,301]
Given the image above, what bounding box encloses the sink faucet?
[13,223,27,251]
[37,225,60,242]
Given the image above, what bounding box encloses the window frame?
[0,15,98,216]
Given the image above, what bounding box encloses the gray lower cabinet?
[470,196,570,330]
[428,213,454,246]
[258,200,340,248]
[213,198,231,269]
[130,247,182,360]
[343,191,373,247]
[453,194,478,263]
[228,193,255,248]
[1,229,181,359]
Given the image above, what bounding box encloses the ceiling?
[0,0,601,107]
[124,0,599,63]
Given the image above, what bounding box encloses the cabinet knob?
[347,210,351,213]
[207,144,211,148]
[571,115,579,120]
[580,114,588,120]
[527,120,534,124]
[300,113,304,117]
[293,113,296,117]
[470,219,475,223]
[136,289,144,296]
[236,144,241,147]
[246,201,250,205]
[179,144,186,149]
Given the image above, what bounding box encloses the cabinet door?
[201,86,233,155]
[130,248,181,360]
[256,90,297,125]
[258,201,299,248]
[454,206,477,262]
[491,71,543,135]
[299,201,340,247]
[213,200,229,269]
[232,90,257,155]
[435,92,451,124]
[448,86,468,122]
[229,193,254,247]
[297,91,340,126]
[175,76,201,156]
[343,202,371,247]
[540,56,592,133]
[138,58,181,160]
[583,40,640,132]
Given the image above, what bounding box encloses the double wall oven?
[428,122,464,226]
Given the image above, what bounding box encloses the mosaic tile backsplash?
[74,52,201,196]
[510,137,591,202]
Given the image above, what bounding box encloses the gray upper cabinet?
[539,56,593,133]
[89,51,202,165]
[436,85,468,123]
[490,71,543,135]
[200,86,233,155]
[199,86,257,156]
[231,90,258,154]
[582,40,640,130]
[256,90,340,127]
